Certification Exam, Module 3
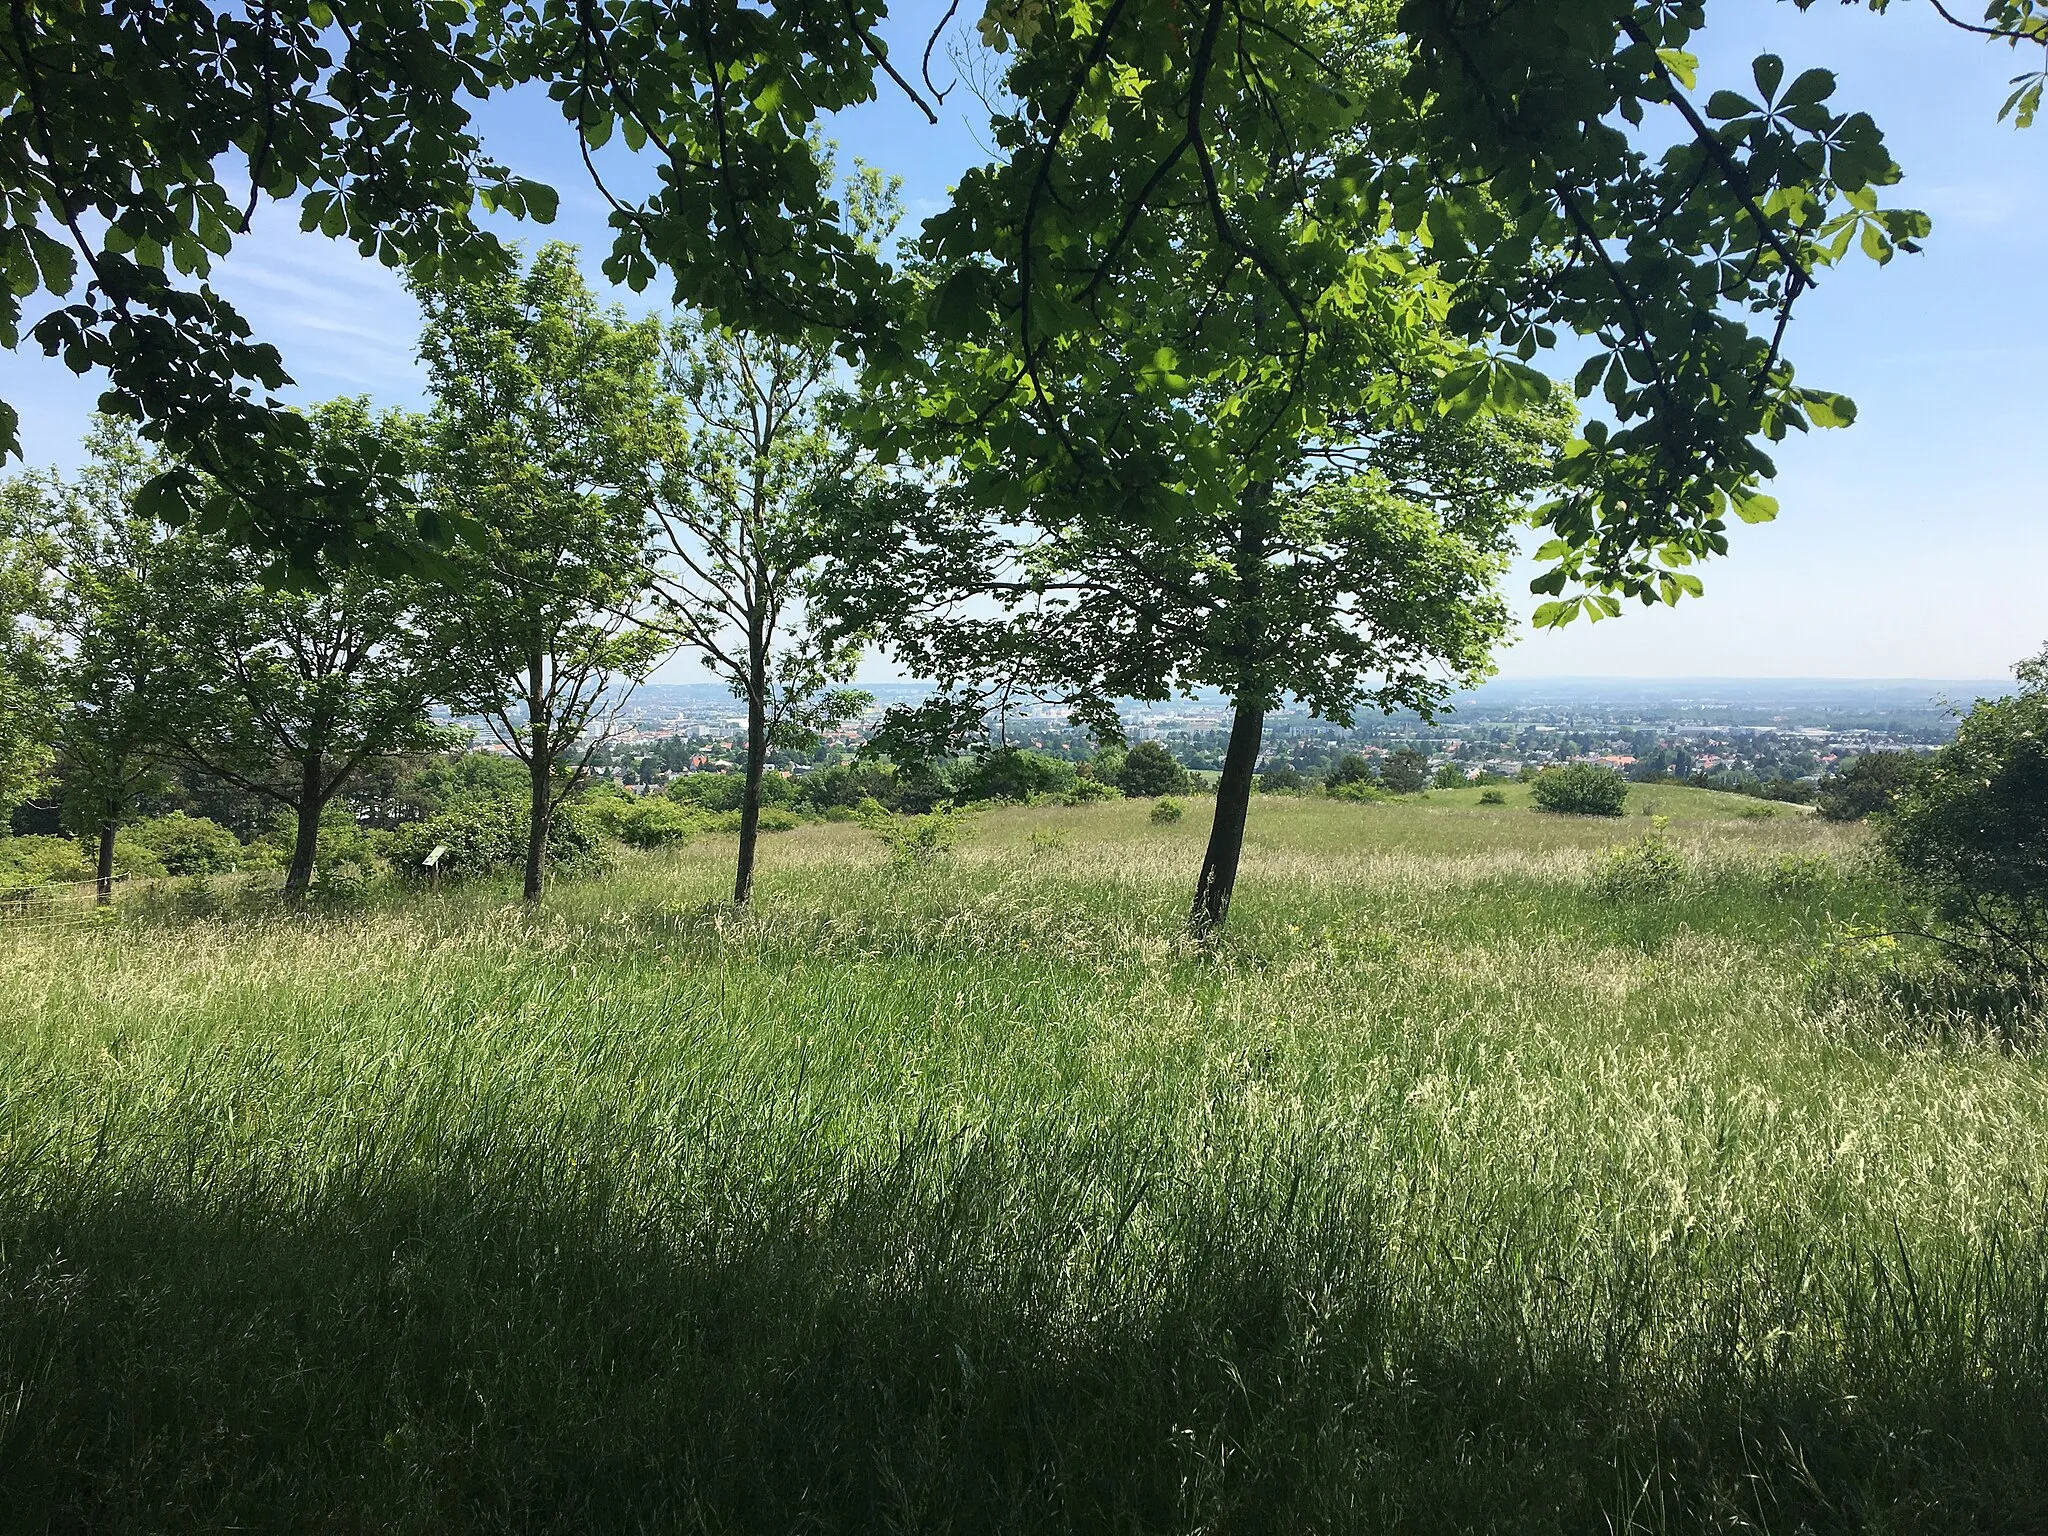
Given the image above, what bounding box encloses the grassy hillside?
[4,796,2045,1532]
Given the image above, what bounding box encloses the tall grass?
[2,795,2044,1531]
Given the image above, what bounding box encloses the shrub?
[107,835,168,880]
[0,835,91,891]
[1817,751,1921,822]
[386,799,524,880]
[127,812,243,875]
[668,772,740,812]
[1256,763,1304,793]
[1478,788,1507,806]
[1432,762,1470,789]
[1150,797,1185,825]
[616,798,701,848]
[795,761,898,812]
[953,747,1078,804]
[863,803,970,871]
[1874,653,2048,1001]
[1327,779,1388,804]
[1531,762,1629,817]
[1064,776,1120,805]
[1592,819,1686,903]
[1117,741,1190,798]
[1380,749,1429,795]
[1323,753,1374,790]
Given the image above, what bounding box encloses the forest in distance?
[3,0,2047,1530]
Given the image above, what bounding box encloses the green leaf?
[1781,68,1836,109]
[1532,599,1578,628]
[1731,489,1779,524]
[1656,49,1699,90]
[1800,392,1857,429]
[1706,91,1758,121]
[1752,54,1785,103]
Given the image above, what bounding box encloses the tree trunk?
[525,725,551,904]
[1190,695,1267,936]
[734,662,768,907]
[283,757,324,905]
[523,660,553,902]
[95,821,116,907]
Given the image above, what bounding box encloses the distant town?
[467,677,2006,799]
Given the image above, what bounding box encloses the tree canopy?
[0,0,907,571]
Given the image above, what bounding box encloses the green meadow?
[4,790,2045,1532]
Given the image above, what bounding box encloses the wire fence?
[0,875,130,937]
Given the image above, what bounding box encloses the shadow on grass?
[4,1167,2046,1536]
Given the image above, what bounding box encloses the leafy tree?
[126,813,243,877]
[419,244,664,901]
[1381,749,1430,796]
[1432,761,1471,790]
[850,5,1582,931]
[1325,753,1376,790]
[1877,649,2048,993]
[166,400,455,902]
[0,3,910,569]
[23,420,193,901]
[649,311,876,905]
[0,471,57,824]
[1531,763,1630,817]
[1117,742,1190,799]
[1257,763,1305,794]
[953,748,1077,804]
[1817,750,1922,822]
[903,0,1933,657]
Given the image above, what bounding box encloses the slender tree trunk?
[95,821,117,907]
[734,649,768,907]
[283,756,324,904]
[1190,695,1267,935]
[525,667,551,903]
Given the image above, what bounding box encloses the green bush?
[669,773,743,812]
[1065,776,1121,805]
[953,747,1077,804]
[1117,741,1190,798]
[1874,654,2048,1002]
[127,812,243,875]
[386,800,525,880]
[1380,749,1429,795]
[0,835,91,891]
[1256,763,1304,793]
[795,762,899,812]
[1327,779,1388,804]
[615,797,702,849]
[1149,797,1185,825]
[1592,820,1686,903]
[1478,788,1506,806]
[1432,762,1470,789]
[1323,753,1375,790]
[863,803,970,871]
[1531,763,1629,817]
[1817,751,1921,822]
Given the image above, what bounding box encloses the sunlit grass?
[2,795,2043,1531]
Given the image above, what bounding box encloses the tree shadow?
[3,1174,2045,1535]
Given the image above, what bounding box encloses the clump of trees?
[3,0,2032,934]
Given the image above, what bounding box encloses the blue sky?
[2,0,2039,681]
